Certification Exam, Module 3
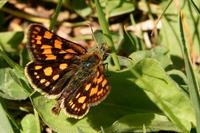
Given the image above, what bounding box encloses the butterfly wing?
[61,65,110,119]
[25,61,77,98]
[27,24,87,61]
[25,24,86,98]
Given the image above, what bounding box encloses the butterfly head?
[82,54,100,69]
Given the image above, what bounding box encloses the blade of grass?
[129,66,190,133]
[1,7,49,23]
[94,0,120,70]
[34,109,41,133]
[179,12,200,133]
[189,0,200,15]
[49,0,62,31]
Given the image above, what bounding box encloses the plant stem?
[94,0,120,70]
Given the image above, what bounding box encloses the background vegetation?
[0,0,200,132]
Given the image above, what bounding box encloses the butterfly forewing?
[25,61,76,98]
[27,24,86,61]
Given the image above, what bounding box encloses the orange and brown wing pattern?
[25,24,111,119]
[87,66,110,105]
[62,65,110,119]
[27,24,87,62]
[25,61,75,98]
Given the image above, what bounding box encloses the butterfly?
[24,24,110,119]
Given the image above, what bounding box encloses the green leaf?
[31,93,97,133]
[131,58,195,132]
[0,0,8,8]
[105,113,180,132]
[179,13,200,133]
[0,102,14,133]
[129,46,172,69]
[64,0,92,17]
[117,31,137,56]
[104,0,135,17]
[21,114,40,133]
[0,68,29,100]
[160,1,200,57]
[0,31,24,55]
[31,68,159,132]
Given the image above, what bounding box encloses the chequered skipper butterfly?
[24,24,110,119]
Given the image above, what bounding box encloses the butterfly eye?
[103,53,109,60]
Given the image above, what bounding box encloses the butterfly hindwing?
[61,65,110,118]
[27,24,87,61]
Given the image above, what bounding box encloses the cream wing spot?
[59,63,68,70]
[44,67,53,76]
[45,81,50,86]
[71,104,75,109]
[35,66,42,70]
[82,103,86,109]
[36,35,42,40]
[102,79,107,87]
[69,100,73,106]
[97,75,103,84]
[78,96,86,103]
[97,89,103,96]
[90,86,98,96]
[32,31,38,34]
[34,26,41,31]
[40,79,46,84]
[36,40,42,45]
[85,83,91,91]
[75,93,81,98]
[53,74,59,80]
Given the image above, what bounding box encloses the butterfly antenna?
[88,23,100,49]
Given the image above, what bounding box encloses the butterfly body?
[25,24,110,119]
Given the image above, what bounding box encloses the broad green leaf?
[167,69,187,88]
[64,0,92,17]
[0,68,29,100]
[129,46,172,69]
[0,102,14,133]
[104,0,136,17]
[105,113,180,132]
[131,58,195,132]
[31,93,97,133]
[0,31,24,55]
[31,68,159,132]
[21,114,40,133]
